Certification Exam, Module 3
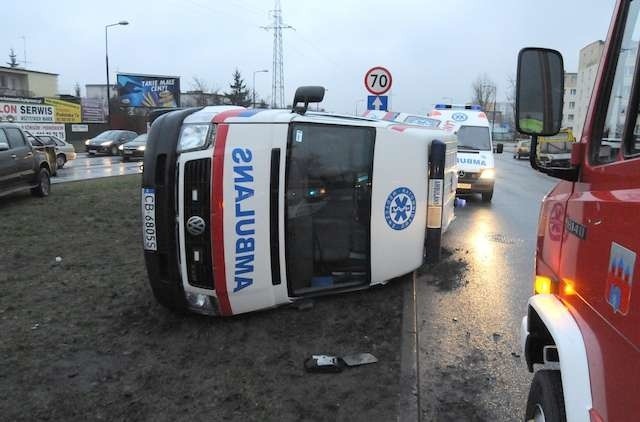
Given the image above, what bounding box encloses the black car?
[120,133,148,161]
[85,130,138,156]
[0,123,52,198]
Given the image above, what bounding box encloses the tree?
[505,75,518,132]
[191,77,210,106]
[225,69,251,107]
[471,73,496,111]
[7,48,19,68]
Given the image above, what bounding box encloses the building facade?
[575,41,606,139]
[0,66,58,97]
[562,72,578,131]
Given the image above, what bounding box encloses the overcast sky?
[2,0,617,114]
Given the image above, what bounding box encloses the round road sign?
[364,66,392,95]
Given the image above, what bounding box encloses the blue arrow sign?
[367,95,388,111]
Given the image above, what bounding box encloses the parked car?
[0,123,52,198]
[119,133,148,161]
[85,130,138,156]
[513,139,530,159]
[24,131,58,176]
[36,135,76,168]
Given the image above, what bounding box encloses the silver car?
[37,135,77,168]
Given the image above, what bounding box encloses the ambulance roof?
[183,106,409,129]
[429,105,490,128]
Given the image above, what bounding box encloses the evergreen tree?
[225,69,251,107]
[7,48,19,68]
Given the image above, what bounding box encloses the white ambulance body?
[430,104,496,202]
[142,88,456,316]
[361,110,441,129]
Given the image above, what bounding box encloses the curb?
[398,272,420,422]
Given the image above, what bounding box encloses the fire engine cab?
[142,87,457,316]
[517,1,640,421]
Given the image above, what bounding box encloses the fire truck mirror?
[516,47,564,137]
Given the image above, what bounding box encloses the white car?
[36,135,77,168]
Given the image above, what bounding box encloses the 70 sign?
[364,66,393,95]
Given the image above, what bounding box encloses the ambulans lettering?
[457,157,487,166]
[232,147,255,293]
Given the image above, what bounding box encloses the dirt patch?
[417,248,469,291]
[0,176,404,422]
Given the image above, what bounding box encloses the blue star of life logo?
[385,187,417,230]
[451,112,468,122]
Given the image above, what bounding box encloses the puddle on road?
[417,248,469,291]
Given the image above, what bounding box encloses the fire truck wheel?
[482,190,493,202]
[525,370,566,422]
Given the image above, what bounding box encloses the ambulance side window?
[596,1,640,163]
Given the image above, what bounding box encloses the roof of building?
[0,66,58,76]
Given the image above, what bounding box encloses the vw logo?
[186,216,206,236]
[384,187,417,231]
[458,170,465,177]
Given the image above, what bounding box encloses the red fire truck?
[518,1,640,421]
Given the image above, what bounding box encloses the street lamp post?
[354,99,365,115]
[105,20,129,127]
[252,69,269,108]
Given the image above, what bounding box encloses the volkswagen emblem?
[458,170,465,178]
[186,216,206,236]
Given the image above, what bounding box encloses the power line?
[261,0,293,108]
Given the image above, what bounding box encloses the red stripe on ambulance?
[211,123,232,316]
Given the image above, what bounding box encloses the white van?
[142,87,457,316]
[430,104,496,202]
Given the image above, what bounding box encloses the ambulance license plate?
[142,188,157,251]
[458,183,472,190]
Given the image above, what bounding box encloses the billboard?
[116,74,180,108]
[0,102,55,123]
[44,98,81,123]
[17,123,66,141]
[81,98,106,122]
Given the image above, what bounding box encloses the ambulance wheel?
[525,370,566,422]
[482,190,493,202]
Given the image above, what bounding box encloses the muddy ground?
[0,176,404,422]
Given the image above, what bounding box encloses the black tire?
[56,154,66,168]
[123,156,130,162]
[482,190,493,202]
[111,145,119,156]
[30,168,51,197]
[149,280,188,314]
[525,370,566,422]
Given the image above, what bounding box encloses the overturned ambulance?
[142,87,457,316]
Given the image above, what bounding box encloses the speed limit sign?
[364,66,392,95]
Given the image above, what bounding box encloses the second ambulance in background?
[430,104,498,202]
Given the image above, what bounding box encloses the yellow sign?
[44,98,81,123]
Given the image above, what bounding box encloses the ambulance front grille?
[183,158,214,289]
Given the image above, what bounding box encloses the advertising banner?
[81,98,106,122]
[116,73,180,108]
[16,123,66,140]
[0,102,54,122]
[45,98,81,123]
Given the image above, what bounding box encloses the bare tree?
[471,73,496,111]
[505,75,518,132]
[191,77,210,106]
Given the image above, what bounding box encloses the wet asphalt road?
[52,153,142,184]
[416,150,557,421]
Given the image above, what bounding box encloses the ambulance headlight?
[178,124,210,152]
[480,169,495,179]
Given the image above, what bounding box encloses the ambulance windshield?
[457,125,491,151]
[285,123,375,296]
